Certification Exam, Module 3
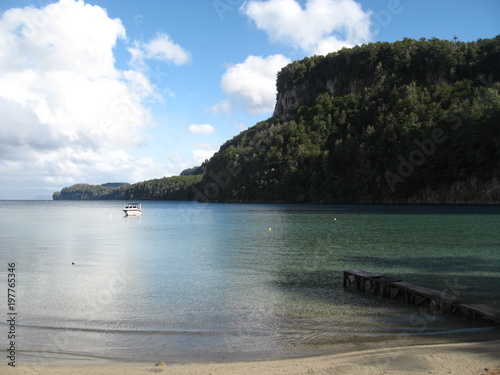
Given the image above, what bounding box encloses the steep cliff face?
[274,82,312,118]
[273,76,367,117]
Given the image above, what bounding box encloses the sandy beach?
[2,340,499,375]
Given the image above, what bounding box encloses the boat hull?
[123,209,142,216]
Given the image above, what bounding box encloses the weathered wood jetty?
[343,270,500,324]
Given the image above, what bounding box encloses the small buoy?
[72,262,75,265]
[268,227,272,231]
[334,218,337,221]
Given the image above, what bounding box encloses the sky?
[0,0,498,199]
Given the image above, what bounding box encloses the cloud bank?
[218,54,291,115]
[242,0,372,55]
[128,32,191,68]
[192,144,218,164]
[0,0,187,198]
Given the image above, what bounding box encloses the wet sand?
[3,339,499,375]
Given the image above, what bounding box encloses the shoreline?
[3,339,500,375]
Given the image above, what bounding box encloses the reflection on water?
[0,201,499,363]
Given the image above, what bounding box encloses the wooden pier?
[343,270,500,324]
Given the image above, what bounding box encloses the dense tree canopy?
[53,176,201,200]
[52,183,128,200]
[200,36,500,203]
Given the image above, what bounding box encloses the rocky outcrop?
[274,82,313,118]
[273,76,368,117]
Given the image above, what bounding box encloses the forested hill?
[199,36,500,204]
[54,36,500,204]
[53,176,202,200]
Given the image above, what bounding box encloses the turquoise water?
[0,201,499,364]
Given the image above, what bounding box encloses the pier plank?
[343,270,500,324]
[458,303,500,323]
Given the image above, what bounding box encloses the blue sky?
[0,0,498,199]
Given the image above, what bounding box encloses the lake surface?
[0,201,499,364]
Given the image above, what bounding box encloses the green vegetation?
[180,163,207,176]
[54,37,500,204]
[199,36,500,203]
[52,183,128,200]
[122,175,202,200]
[101,182,129,188]
[53,176,201,200]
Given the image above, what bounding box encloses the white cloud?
[122,69,162,101]
[128,32,191,68]
[126,33,190,103]
[242,0,372,55]
[0,0,125,78]
[209,98,232,114]
[220,54,291,114]
[144,33,191,65]
[192,144,218,164]
[189,124,216,135]
[192,149,216,164]
[35,148,168,186]
[0,0,174,198]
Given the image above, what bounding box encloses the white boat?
[123,203,142,216]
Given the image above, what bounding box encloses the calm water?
[0,201,499,364]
